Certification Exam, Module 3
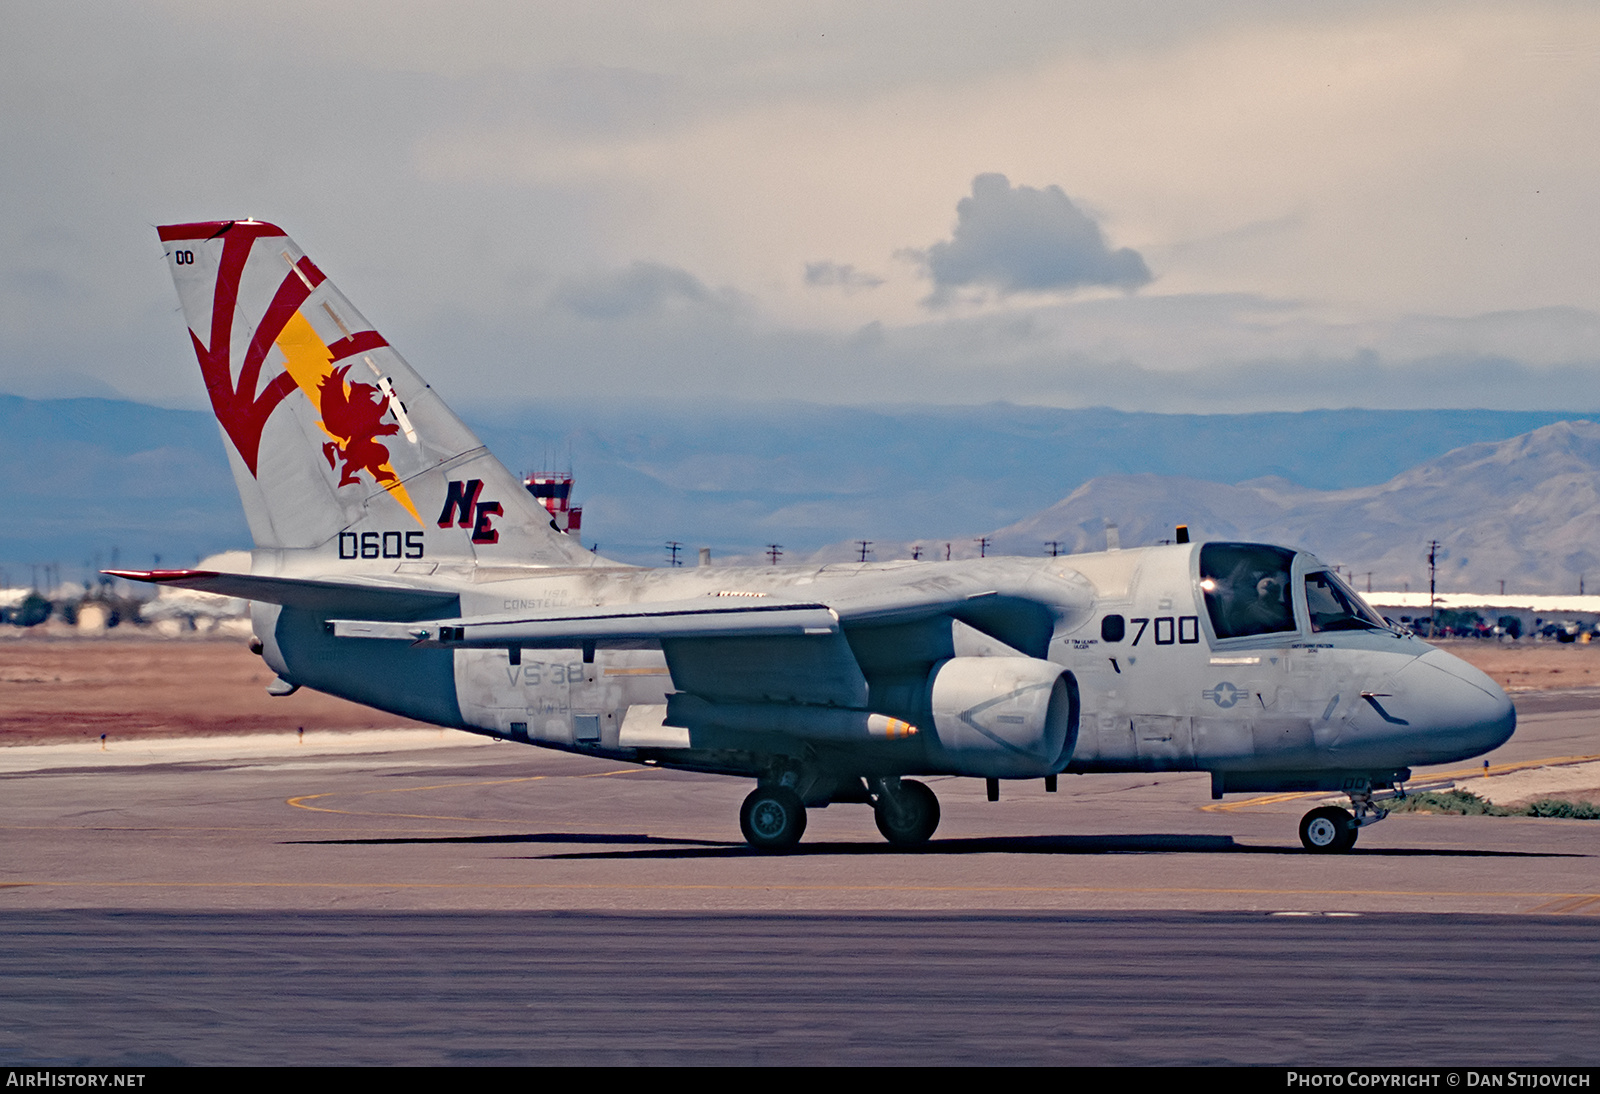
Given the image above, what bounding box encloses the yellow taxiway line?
[286,767,649,821]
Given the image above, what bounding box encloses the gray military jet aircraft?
[113,220,1515,853]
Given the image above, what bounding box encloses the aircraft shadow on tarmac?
[282,832,1585,858]
[284,832,727,848]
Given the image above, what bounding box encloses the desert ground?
[2,629,1596,746]
[1437,636,1600,693]
[1,630,433,744]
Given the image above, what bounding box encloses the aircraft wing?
[325,561,1089,657]
[327,598,839,647]
[103,568,459,618]
[330,596,863,707]
[817,563,1084,657]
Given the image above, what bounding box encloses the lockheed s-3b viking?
[112,220,1517,853]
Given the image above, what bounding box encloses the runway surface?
[4,910,1597,1066]
[2,692,1598,1064]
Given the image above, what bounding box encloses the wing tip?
[101,568,220,584]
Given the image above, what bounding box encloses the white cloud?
[914,174,1151,305]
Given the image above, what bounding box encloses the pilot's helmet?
[1256,574,1285,601]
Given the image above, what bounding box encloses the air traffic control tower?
[524,470,583,537]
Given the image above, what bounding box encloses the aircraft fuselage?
[254,541,1514,799]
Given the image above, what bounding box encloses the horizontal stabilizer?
[104,568,458,618]
[329,599,839,648]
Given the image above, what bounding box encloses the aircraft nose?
[1389,648,1516,762]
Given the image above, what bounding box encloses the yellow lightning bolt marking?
[274,310,422,524]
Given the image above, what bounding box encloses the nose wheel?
[1299,806,1358,853]
[1298,782,1396,853]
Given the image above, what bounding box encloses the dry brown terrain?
[1,633,431,745]
[1428,637,1600,693]
[3,631,1597,746]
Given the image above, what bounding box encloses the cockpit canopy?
[1198,542,1388,640]
[1302,568,1388,632]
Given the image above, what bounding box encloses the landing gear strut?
[1298,785,1389,853]
[739,785,807,852]
[870,777,941,847]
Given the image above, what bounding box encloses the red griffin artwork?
[317,365,399,488]
[158,221,391,480]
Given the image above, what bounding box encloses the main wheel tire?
[740,786,807,852]
[874,779,941,847]
[1299,805,1357,854]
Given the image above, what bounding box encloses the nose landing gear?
[1299,806,1358,853]
[1298,785,1390,853]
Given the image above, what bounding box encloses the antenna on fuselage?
[1175,525,1190,544]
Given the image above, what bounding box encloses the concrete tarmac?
[2,705,1597,915]
[3,910,1597,1066]
[2,695,1598,1064]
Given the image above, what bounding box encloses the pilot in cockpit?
[1201,544,1298,639]
[1236,571,1292,633]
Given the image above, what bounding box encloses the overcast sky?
[5,0,1600,413]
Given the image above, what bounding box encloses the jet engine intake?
[926,656,1078,777]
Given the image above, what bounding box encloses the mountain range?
[817,420,1600,596]
[2,393,1596,594]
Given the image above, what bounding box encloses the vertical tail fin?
[157,220,597,568]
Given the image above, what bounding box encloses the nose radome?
[1394,648,1516,760]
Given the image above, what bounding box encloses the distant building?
[1367,591,1600,638]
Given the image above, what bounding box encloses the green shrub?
[1383,788,1599,819]
[1385,789,1505,815]
[1517,798,1600,819]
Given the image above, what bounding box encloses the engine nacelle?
[926,656,1078,778]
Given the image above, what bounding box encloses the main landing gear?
[870,777,941,847]
[1298,785,1389,854]
[737,776,942,852]
[739,785,807,852]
